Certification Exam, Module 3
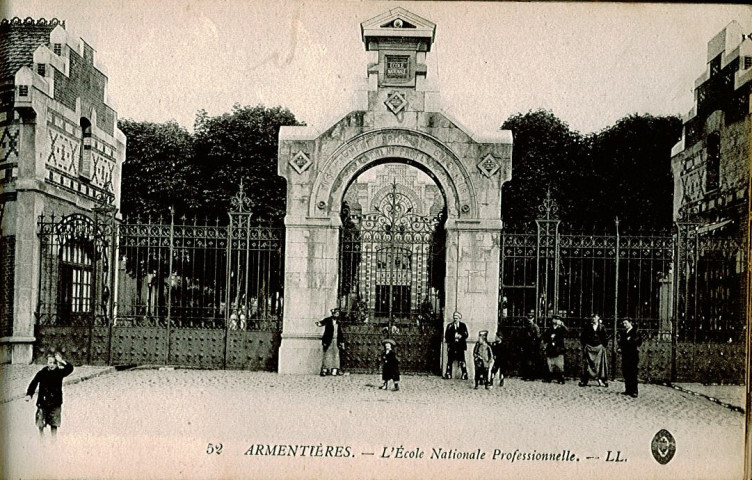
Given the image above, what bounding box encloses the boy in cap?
[489,331,506,387]
[473,330,494,389]
[380,339,400,391]
[26,351,74,437]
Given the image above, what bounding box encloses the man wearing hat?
[541,315,568,384]
[315,308,345,376]
[520,310,540,381]
[617,319,642,397]
[444,311,469,379]
[380,339,400,391]
[473,330,494,389]
[25,350,74,437]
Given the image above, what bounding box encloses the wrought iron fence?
[35,183,284,369]
[498,193,746,383]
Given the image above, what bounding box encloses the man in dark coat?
[618,319,643,397]
[380,339,400,391]
[315,308,346,376]
[26,351,74,436]
[579,314,610,387]
[541,315,568,384]
[444,311,469,379]
[520,311,540,381]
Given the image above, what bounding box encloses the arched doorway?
[337,162,446,373]
[276,7,512,375]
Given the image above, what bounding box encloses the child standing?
[473,330,494,389]
[380,339,400,391]
[26,351,74,437]
[489,331,505,387]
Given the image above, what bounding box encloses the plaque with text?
[385,55,410,80]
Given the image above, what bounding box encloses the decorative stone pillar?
[442,219,502,380]
[277,217,341,374]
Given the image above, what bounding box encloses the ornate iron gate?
[35,184,284,369]
[338,182,445,374]
[499,193,745,384]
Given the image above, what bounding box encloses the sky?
[4,1,751,135]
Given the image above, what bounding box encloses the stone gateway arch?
[277,8,512,374]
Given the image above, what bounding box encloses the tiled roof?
[0,18,63,81]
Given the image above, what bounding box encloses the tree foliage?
[501,110,682,230]
[500,110,582,224]
[118,104,301,225]
[119,119,197,219]
[193,104,300,224]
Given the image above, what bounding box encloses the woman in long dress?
[579,314,609,387]
[315,308,345,376]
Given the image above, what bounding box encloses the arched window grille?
[58,239,94,318]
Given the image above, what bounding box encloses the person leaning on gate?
[26,351,75,437]
[444,311,469,380]
[541,315,568,384]
[618,319,643,398]
[579,314,610,387]
[315,308,346,376]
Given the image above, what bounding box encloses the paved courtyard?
[1,368,745,480]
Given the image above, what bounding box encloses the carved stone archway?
[276,8,512,374]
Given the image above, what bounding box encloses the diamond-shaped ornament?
[384,92,407,115]
[477,154,500,178]
[290,151,312,174]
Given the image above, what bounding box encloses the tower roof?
[360,7,436,51]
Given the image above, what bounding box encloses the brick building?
[670,21,750,340]
[671,21,750,237]
[0,18,126,363]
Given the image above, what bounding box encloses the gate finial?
[537,189,559,220]
[230,179,253,214]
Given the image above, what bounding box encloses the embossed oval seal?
[651,429,676,465]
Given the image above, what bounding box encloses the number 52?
[206,443,223,454]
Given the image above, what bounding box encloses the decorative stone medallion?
[290,151,312,174]
[384,92,408,115]
[477,153,501,178]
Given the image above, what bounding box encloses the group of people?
[313,307,643,397]
[493,310,643,397]
[314,307,401,390]
[444,311,506,389]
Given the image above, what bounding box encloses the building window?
[79,118,92,179]
[18,85,28,96]
[706,132,720,192]
[59,240,93,318]
[37,63,46,77]
[53,43,62,55]
[710,55,721,76]
[743,56,752,70]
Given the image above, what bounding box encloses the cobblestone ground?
[0,370,745,480]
